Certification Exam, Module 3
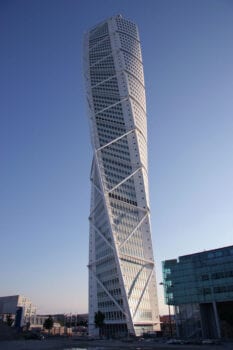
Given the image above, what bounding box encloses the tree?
[94,311,105,337]
[43,315,54,333]
[6,314,14,327]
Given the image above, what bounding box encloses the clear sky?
[1,0,233,315]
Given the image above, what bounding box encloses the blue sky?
[1,0,233,315]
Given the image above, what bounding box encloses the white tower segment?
[84,15,160,337]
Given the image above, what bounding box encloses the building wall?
[0,296,19,315]
[84,15,160,337]
[18,296,37,317]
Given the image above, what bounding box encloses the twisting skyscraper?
[84,15,160,337]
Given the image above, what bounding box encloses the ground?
[0,337,233,350]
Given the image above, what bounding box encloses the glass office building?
[84,15,160,337]
[163,246,233,338]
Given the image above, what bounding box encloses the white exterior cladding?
[84,15,160,336]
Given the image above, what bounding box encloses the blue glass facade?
[163,246,233,338]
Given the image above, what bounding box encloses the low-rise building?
[0,295,37,327]
[24,315,47,330]
[162,245,233,339]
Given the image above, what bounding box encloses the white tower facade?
[84,15,160,337]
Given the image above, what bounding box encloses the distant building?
[162,246,233,339]
[25,313,88,333]
[46,313,87,327]
[0,295,37,327]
